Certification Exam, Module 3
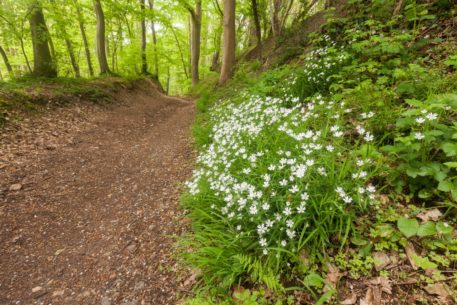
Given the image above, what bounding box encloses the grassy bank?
[181,1,457,304]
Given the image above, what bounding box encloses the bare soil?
[0,80,195,305]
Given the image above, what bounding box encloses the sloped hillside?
[182,1,457,304]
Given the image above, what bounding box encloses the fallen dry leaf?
[325,262,342,290]
[417,209,442,222]
[360,287,373,305]
[405,242,418,270]
[341,293,357,305]
[424,283,451,300]
[369,276,392,295]
[372,252,391,271]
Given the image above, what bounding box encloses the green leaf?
[303,273,324,288]
[412,255,438,270]
[351,236,368,246]
[397,218,419,238]
[441,142,457,157]
[418,189,432,199]
[444,162,457,168]
[417,222,437,237]
[436,222,453,235]
[438,180,453,192]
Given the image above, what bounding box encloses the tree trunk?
[19,38,32,73]
[170,26,189,79]
[93,0,110,75]
[148,0,159,78]
[65,38,80,77]
[29,0,56,77]
[140,0,148,74]
[74,0,94,76]
[0,45,13,77]
[189,0,202,86]
[166,66,170,94]
[50,0,80,77]
[219,0,236,85]
[251,0,262,57]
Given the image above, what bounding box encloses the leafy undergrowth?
[0,76,148,128]
[180,1,457,305]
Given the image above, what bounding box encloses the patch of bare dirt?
[0,80,195,305]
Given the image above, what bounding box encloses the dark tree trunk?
[219,0,236,84]
[29,0,57,77]
[251,0,262,58]
[0,45,13,77]
[93,0,110,75]
[166,66,170,94]
[74,0,94,76]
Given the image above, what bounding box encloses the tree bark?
[74,0,94,76]
[93,0,110,75]
[0,45,13,77]
[170,26,189,79]
[189,0,202,86]
[29,0,57,77]
[148,0,159,78]
[140,0,148,74]
[50,0,80,77]
[219,0,236,85]
[251,0,262,57]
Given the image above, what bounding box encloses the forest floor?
[0,81,195,305]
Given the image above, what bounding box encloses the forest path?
[0,83,195,305]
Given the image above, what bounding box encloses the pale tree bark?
[181,0,202,85]
[269,0,282,37]
[0,45,13,77]
[140,0,148,74]
[29,0,56,77]
[219,0,236,85]
[148,0,159,77]
[74,0,94,76]
[93,0,110,75]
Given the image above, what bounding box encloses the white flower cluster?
[410,109,439,140]
[301,40,347,85]
[185,91,378,256]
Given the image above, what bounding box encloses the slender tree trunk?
[269,0,282,37]
[170,26,189,79]
[139,0,148,74]
[210,8,223,72]
[50,0,80,77]
[219,0,236,84]
[148,0,159,78]
[74,0,94,76]
[65,38,80,77]
[19,38,32,73]
[93,0,110,75]
[0,45,13,77]
[166,66,170,94]
[29,0,56,77]
[189,0,202,86]
[251,0,262,58]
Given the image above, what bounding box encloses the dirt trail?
[0,82,195,305]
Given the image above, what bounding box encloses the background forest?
[0,0,326,94]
